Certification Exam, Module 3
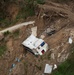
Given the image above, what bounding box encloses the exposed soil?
[0,1,74,75]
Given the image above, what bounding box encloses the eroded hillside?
[0,0,74,75]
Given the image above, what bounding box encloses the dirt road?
[0,21,35,33]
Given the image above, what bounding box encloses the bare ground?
[0,1,74,75]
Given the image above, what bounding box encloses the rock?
[53,64,57,70]
[51,53,55,59]
[58,53,61,58]
[40,35,45,39]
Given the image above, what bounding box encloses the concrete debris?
[40,35,45,39]
[44,64,53,74]
[61,49,65,53]
[53,64,57,70]
[68,37,73,44]
[58,53,61,58]
[41,13,47,18]
[31,26,37,36]
[46,28,56,36]
[46,28,53,33]
[51,53,55,59]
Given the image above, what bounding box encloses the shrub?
[3,31,11,36]
[12,30,20,38]
[36,0,45,4]
[0,45,6,56]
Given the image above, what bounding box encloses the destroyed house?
[22,34,48,55]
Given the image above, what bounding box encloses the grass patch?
[3,31,11,36]
[0,45,6,56]
[3,29,20,38]
[12,30,20,38]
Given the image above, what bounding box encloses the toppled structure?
[22,34,48,55]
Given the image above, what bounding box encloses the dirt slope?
[0,1,74,75]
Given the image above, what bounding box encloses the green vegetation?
[3,30,20,39]
[0,45,6,56]
[36,0,45,4]
[3,31,11,36]
[12,30,20,38]
[51,43,74,75]
[18,0,35,19]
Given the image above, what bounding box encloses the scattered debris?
[47,30,56,36]
[15,58,20,62]
[9,63,16,72]
[51,53,55,59]
[53,64,57,70]
[11,64,16,68]
[9,63,25,75]
[31,26,37,36]
[40,35,45,39]
[68,37,73,44]
[22,34,48,55]
[1,1,74,75]
[44,64,53,74]
[58,53,61,58]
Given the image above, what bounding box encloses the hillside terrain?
[0,0,74,75]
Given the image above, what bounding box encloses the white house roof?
[34,39,44,48]
[22,34,38,49]
[22,34,45,49]
[22,34,48,55]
